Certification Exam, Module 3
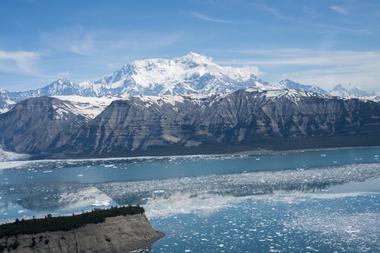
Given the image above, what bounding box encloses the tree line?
[0,205,144,238]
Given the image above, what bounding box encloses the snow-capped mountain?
[0,52,378,115]
[0,53,273,114]
[330,84,375,98]
[0,90,16,113]
[1,52,380,159]
[82,52,266,96]
[279,81,378,100]
[279,79,328,95]
[24,78,99,97]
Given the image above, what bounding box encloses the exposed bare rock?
[70,89,380,157]
[0,214,163,253]
[1,89,380,158]
[0,97,86,154]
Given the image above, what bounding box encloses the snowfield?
[52,95,118,119]
[0,146,29,162]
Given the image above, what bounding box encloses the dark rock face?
[0,97,86,154]
[70,90,380,157]
[1,89,380,158]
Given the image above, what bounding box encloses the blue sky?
[1,0,379,91]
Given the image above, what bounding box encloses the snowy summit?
[0,53,378,116]
[84,52,263,96]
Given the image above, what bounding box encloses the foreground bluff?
[1,89,380,158]
[0,214,164,253]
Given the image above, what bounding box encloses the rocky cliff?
[1,88,380,158]
[68,89,380,157]
[0,97,86,154]
[0,214,163,253]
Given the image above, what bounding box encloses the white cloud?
[330,5,349,15]
[0,50,40,76]
[225,50,380,67]
[218,48,380,66]
[285,63,380,91]
[191,11,239,24]
[41,27,182,56]
[41,27,95,56]
[250,2,281,18]
[35,27,184,81]
[250,2,364,33]
[215,48,380,91]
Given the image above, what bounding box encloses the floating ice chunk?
[99,163,380,218]
[59,187,113,209]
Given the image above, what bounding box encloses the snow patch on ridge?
[136,95,185,107]
[0,146,29,162]
[52,95,118,119]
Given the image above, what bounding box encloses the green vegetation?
[0,205,144,238]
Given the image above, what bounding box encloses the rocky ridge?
[1,87,380,158]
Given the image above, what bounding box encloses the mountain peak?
[178,52,213,65]
[48,78,75,86]
[87,53,263,96]
[330,84,374,98]
[333,84,345,90]
[56,78,71,83]
[279,79,328,94]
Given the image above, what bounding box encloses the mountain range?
[0,53,379,159]
[0,52,377,114]
[0,53,265,112]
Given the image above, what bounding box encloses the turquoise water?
[1,147,380,252]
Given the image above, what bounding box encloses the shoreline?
[1,145,380,170]
[125,230,165,253]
